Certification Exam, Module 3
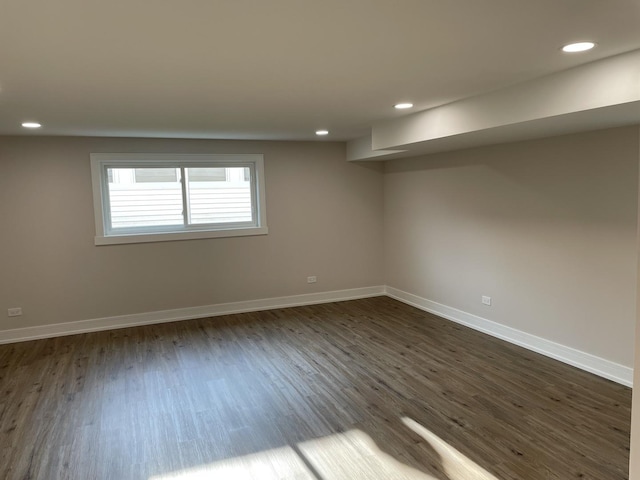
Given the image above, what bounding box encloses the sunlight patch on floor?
[297,429,437,479]
[402,417,500,480]
[148,446,316,480]
[150,419,501,480]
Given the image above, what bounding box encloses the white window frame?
[90,153,268,245]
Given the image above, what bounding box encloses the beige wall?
[1,128,638,362]
[629,125,640,479]
[384,127,639,367]
[0,136,384,329]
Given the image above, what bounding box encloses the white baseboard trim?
[0,286,385,345]
[385,286,633,387]
[2,284,632,387]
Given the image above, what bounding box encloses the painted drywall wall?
[628,125,640,480]
[384,127,639,368]
[0,136,384,330]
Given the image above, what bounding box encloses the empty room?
[1,1,640,479]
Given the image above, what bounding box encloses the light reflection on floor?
[402,417,499,480]
[150,418,499,480]
[148,446,316,480]
[297,429,436,479]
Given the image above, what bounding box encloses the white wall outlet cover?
[481,296,491,306]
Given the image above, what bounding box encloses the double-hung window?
[90,153,267,245]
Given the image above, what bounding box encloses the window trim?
[90,153,268,245]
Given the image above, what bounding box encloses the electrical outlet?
[8,307,23,317]
[481,296,491,306]
[307,276,317,284]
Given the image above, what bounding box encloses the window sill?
[94,226,268,246]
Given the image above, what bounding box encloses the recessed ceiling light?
[21,122,42,128]
[394,103,414,110]
[562,42,596,53]
[316,130,329,136]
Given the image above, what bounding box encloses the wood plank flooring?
[0,297,631,479]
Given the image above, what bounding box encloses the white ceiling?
[1,0,639,141]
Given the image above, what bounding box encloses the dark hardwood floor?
[0,297,631,479]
